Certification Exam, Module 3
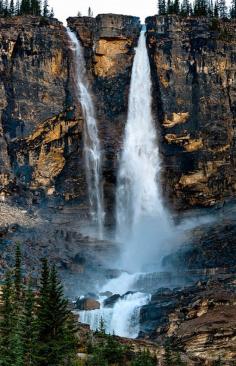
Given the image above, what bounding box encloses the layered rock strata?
[146,16,236,210]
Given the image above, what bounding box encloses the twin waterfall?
[68,28,167,338]
[67,30,104,238]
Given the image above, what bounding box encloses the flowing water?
[67,29,104,238]
[77,29,168,338]
[116,29,170,272]
[79,292,150,338]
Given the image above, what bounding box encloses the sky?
[49,0,157,24]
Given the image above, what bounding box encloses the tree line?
[0,0,54,18]
[157,0,236,18]
[0,244,78,366]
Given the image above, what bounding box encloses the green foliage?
[0,271,14,366]
[164,343,174,366]
[131,349,156,366]
[0,0,53,17]
[88,331,128,366]
[0,245,78,366]
[36,263,78,366]
[22,282,37,366]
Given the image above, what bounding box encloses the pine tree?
[173,0,180,13]
[88,6,93,17]
[0,271,14,366]
[180,0,191,15]
[49,6,54,17]
[31,0,41,15]
[22,282,37,366]
[43,0,48,16]
[217,0,227,16]
[11,244,24,366]
[158,0,166,15]
[20,0,30,14]
[9,0,14,15]
[0,0,3,15]
[214,1,219,16]
[3,0,9,16]
[193,0,208,15]
[131,350,156,366]
[35,258,50,366]
[15,0,19,14]
[14,243,22,301]
[36,262,78,366]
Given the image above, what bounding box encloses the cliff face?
[0,16,89,206]
[146,16,236,210]
[68,14,141,221]
[3,15,236,215]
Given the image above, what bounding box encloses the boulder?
[76,298,100,311]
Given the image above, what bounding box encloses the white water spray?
[79,292,150,338]
[67,29,104,237]
[116,29,170,272]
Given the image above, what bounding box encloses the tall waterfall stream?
[67,29,104,238]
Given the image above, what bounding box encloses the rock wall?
[146,16,236,210]
[0,16,89,207]
[2,15,236,218]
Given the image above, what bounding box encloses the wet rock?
[104,294,121,307]
[76,297,100,311]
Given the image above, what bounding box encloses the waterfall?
[67,29,104,238]
[78,292,150,338]
[75,29,171,339]
[116,29,169,272]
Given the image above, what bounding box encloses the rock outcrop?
[146,16,236,210]
[140,274,236,364]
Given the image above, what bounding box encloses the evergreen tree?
[180,0,191,15]
[131,350,156,366]
[9,0,14,15]
[31,0,41,16]
[214,1,219,16]
[20,0,31,14]
[0,271,14,366]
[43,0,48,16]
[15,0,19,14]
[173,0,180,13]
[36,262,77,366]
[11,244,24,366]
[88,6,93,16]
[217,0,227,17]
[193,0,208,15]
[158,0,166,15]
[22,282,37,366]
[49,6,54,17]
[3,0,9,16]
[230,0,236,17]
[14,243,22,301]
